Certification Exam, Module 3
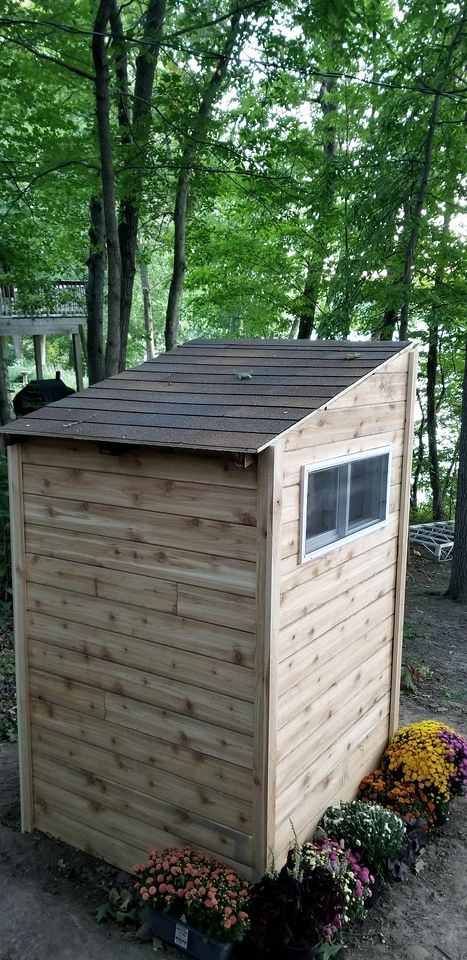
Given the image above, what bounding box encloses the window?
[301,449,390,561]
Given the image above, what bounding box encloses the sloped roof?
[3,338,410,454]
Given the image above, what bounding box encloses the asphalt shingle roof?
[2,338,410,453]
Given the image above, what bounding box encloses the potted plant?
[359,720,467,831]
[132,846,250,960]
[248,836,373,959]
[249,866,341,959]
[318,800,406,878]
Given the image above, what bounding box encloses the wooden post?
[33,335,45,380]
[7,442,33,831]
[72,330,84,391]
[253,440,283,877]
[389,347,418,737]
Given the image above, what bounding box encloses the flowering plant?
[301,838,374,930]
[359,721,467,830]
[384,721,467,802]
[248,836,373,954]
[132,846,249,943]
[318,801,406,875]
[359,771,439,830]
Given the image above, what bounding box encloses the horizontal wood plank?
[280,537,399,630]
[276,693,390,822]
[34,804,145,874]
[24,495,257,561]
[31,719,252,828]
[25,525,256,597]
[26,554,178,614]
[104,691,254,768]
[274,718,389,860]
[279,564,397,663]
[282,430,404,487]
[0,318,82,334]
[23,464,257,526]
[29,670,105,718]
[29,638,254,730]
[22,439,258,488]
[283,403,406,452]
[27,584,255,667]
[278,598,394,701]
[177,584,256,633]
[276,643,392,763]
[329,373,407,408]
[33,754,252,868]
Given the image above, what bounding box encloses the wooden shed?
[4,338,417,880]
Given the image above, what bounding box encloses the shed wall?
[273,351,412,861]
[17,439,258,876]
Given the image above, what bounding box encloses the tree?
[92,0,123,376]
[164,1,261,351]
[446,333,467,602]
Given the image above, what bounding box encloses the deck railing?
[0,281,86,318]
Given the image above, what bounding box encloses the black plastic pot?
[150,910,235,960]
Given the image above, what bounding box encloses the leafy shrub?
[95,886,142,926]
[0,643,17,741]
[318,801,406,875]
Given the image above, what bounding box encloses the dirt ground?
[1,551,466,960]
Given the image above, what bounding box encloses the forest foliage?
[0,0,466,532]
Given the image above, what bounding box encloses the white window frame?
[300,446,392,563]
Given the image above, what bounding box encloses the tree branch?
[1,32,93,80]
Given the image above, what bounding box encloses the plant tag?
[174,921,189,950]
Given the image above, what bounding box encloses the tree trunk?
[109,0,166,372]
[297,78,336,341]
[399,10,465,340]
[426,303,444,520]
[411,390,426,516]
[86,195,106,384]
[0,336,11,426]
[92,0,122,377]
[165,169,189,351]
[297,268,322,339]
[442,435,460,510]
[140,261,155,359]
[372,307,397,341]
[164,5,244,351]
[446,332,467,602]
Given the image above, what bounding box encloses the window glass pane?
[306,466,339,542]
[348,455,388,531]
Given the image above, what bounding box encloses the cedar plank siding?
[272,351,411,863]
[19,439,258,877]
